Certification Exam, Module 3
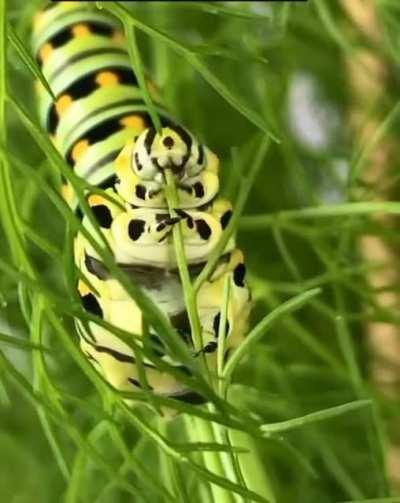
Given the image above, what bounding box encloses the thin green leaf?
[240,201,400,230]
[261,400,371,435]
[195,135,270,290]
[223,288,322,384]
[102,2,278,140]
[0,331,49,352]
[169,441,248,454]
[7,23,54,99]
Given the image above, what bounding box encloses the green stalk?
[164,168,204,354]
[228,428,276,503]
[190,414,238,503]
[160,168,252,498]
[164,169,273,501]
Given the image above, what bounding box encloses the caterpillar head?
[131,126,207,182]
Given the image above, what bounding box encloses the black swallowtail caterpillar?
[32,1,251,403]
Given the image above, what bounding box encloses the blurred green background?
[2,1,400,502]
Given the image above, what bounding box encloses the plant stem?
[164,169,204,355]
[190,414,238,503]
[228,428,276,503]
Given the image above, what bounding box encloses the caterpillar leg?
[195,248,251,366]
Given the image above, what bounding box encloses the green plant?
[1,1,400,502]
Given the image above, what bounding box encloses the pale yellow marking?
[120,115,145,130]
[115,142,134,176]
[207,151,219,174]
[78,280,90,296]
[39,43,53,63]
[96,71,119,87]
[55,95,73,117]
[72,23,91,38]
[88,194,107,207]
[61,183,74,204]
[71,139,90,163]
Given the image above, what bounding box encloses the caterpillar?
[32,1,251,404]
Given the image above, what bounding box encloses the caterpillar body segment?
[115,131,220,209]
[32,1,251,405]
[76,245,250,398]
[79,187,235,267]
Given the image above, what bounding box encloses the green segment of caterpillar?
[32,1,251,404]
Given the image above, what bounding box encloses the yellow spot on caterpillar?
[61,183,74,203]
[115,141,134,176]
[78,280,90,296]
[207,151,219,174]
[55,95,73,116]
[120,115,145,130]
[72,23,91,38]
[231,248,245,264]
[96,71,119,87]
[88,194,107,207]
[39,43,53,63]
[112,30,125,44]
[71,139,90,162]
